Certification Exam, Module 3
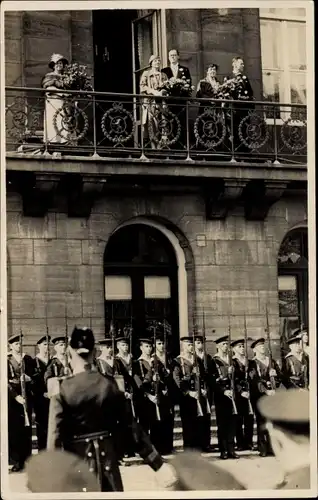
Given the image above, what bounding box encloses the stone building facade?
[4,8,308,359]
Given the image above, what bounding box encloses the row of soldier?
[8,326,309,472]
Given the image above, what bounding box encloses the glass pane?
[260,19,281,69]
[287,22,306,70]
[278,275,299,316]
[144,276,171,299]
[260,8,306,18]
[278,230,307,264]
[145,298,172,335]
[105,276,132,300]
[290,71,306,105]
[104,300,133,336]
[134,15,154,72]
[262,70,282,102]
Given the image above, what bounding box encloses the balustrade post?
[91,94,100,159]
[273,103,280,164]
[185,99,192,161]
[230,102,236,163]
[140,97,147,160]
[43,90,50,156]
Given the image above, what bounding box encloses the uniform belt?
[71,430,112,443]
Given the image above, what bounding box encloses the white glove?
[189,391,199,399]
[156,462,178,490]
[15,395,25,405]
[124,392,132,400]
[20,374,31,382]
[147,394,158,404]
[241,391,249,399]
[224,390,233,399]
[269,368,277,377]
[266,389,275,396]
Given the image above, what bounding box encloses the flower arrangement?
[61,63,93,91]
[217,75,253,101]
[159,76,194,97]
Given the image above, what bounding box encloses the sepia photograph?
[0,0,316,497]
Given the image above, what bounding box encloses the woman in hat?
[47,327,177,491]
[195,63,225,151]
[140,55,169,149]
[41,53,68,145]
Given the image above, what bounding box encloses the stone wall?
[6,189,307,359]
[166,8,262,99]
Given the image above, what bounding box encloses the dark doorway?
[103,224,180,357]
[92,10,137,93]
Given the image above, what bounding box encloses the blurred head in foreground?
[258,388,310,486]
[25,450,100,492]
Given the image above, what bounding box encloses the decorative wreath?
[101,102,135,144]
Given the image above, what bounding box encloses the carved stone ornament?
[205,179,247,220]
[67,176,106,218]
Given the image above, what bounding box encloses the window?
[260,8,306,110]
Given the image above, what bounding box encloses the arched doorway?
[104,223,180,356]
[277,227,308,345]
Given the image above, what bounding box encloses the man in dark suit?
[224,56,254,157]
[162,49,192,148]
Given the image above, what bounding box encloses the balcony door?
[104,224,179,356]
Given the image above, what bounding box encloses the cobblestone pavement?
[6,452,285,493]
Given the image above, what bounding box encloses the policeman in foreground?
[47,326,177,491]
[258,388,310,490]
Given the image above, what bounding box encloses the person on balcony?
[223,57,254,157]
[140,55,169,150]
[162,49,192,148]
[195,64,224,151]
[41,53,68,146]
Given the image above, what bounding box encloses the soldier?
[47,327,178,491]
[173,336,210,452]
[231,338,254,451]
[194,334,213,452]
[132,338,156,437]
[150,333,175,456]
[8,333,34,472]
[211,335,238,459]
[33,335,51,450]
[44,336,71,398]
[248,337,283,457]
[95,338,116,377]
[284,334,309,389]
[114,334,137,459]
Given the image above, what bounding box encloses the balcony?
[5,87,307,165]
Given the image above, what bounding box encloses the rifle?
[64,307,70,376]
[201,309,211,414]
[228,321,238,415]
[19,330,30,427]
[265,307,276,390]
[192,323,204,417]
[45,304,50,364]
[243,315,253,415]
[153,325,161,421]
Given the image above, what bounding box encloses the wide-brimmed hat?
[49,53,68,69]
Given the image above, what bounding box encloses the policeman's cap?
[25,450,100,492]
[258,388,309,434]
[70,327,95,354]
[180,336,194,343]
[286,334,302,345]
[139,337,153,345]
[231,338,245,348]
[214,335,229,344]
[52,336,66,345]
[116,336,129,344]
[37,335,51,345]
[99,337,113,346]
[250,337,265,349]
[8,334,21,344]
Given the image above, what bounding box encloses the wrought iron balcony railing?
[5,87,307,164]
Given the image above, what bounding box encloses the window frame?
[259,8,306,126]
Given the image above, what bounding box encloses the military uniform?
[173,338,211,452]
[32,336,51,450]
[195,337,213,452]
[211,353,237,458]
[8,334,35,471]
[47,327,167,492]
[248,338,284,456]
[232,342,254,450]
[149,351,175,455]
[284,334,309,389]
[133,354,157,436]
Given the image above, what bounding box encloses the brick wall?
[7,190,307,360]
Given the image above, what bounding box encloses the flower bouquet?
[217,75,253,101]
[159,76,194,97]
[61,63,93,92]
